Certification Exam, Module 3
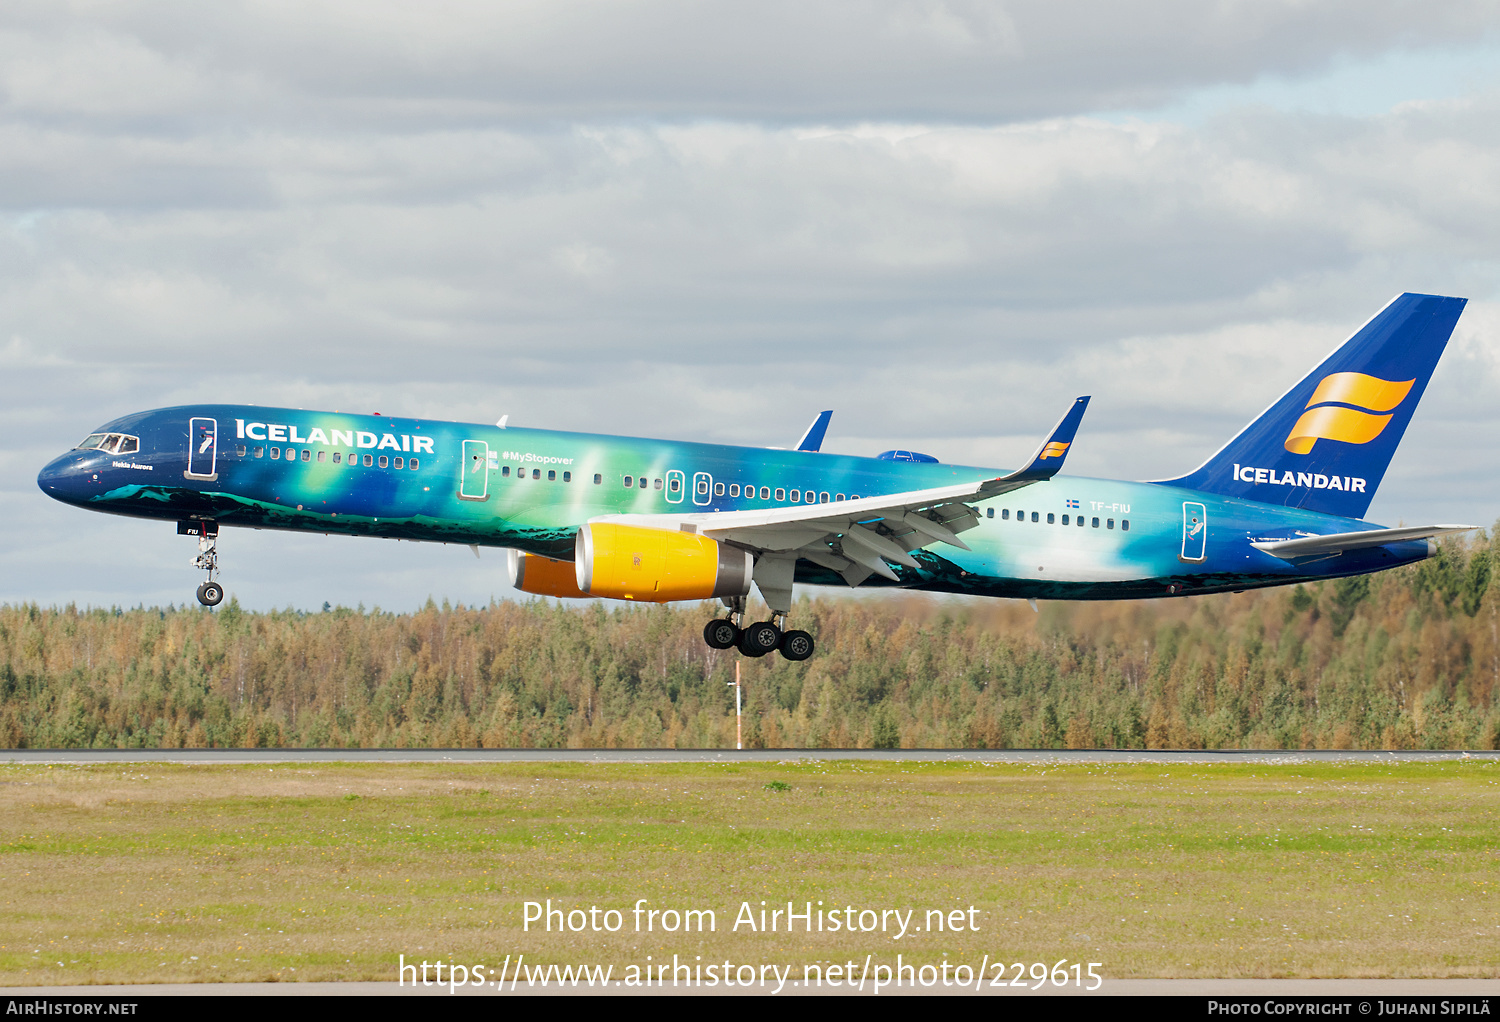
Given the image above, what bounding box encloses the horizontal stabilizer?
[796,411,833,452]
[1252,524,1477,561]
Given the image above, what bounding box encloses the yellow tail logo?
[1039,441,1070,460]
[1283,372,1414,455]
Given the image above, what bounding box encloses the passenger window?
[348,450,357,463]
[714,482,724,496]
[409,459,419,470]
[1122,519,1130,531]
[301,449,311,462]
[548,470,556,481]
[986,508,993,518]
[533,469,541,480]
[1077,516,1085,527]
[790,490,800,502]
[332,452,341,463]
[696,480,708,494]
[1061,514,1069,525]
[669,478,680,492]
[563,471,571,482]
[729,484,740,497]
[624,475,633,487]
[759,486,769,499]
[1001,509,1009,520]
[236,445,247,457]
[1047,513,1055,524]
[819,492,830,503]
[393,456,403,469]
[378,456,388,468]
[270,448,280,460]
[639,476,648,489]
[775,488,785,501]
[1092,517,1100,528]
[502,466,510,477]
[593,474,602,484]
[835,493,845,501]
[363,454,373,467]
[1107,518,1115,529]
[316,450,325,463]
[254,447,265,458]
[654,478,663,490]
[1031,511,1039,522]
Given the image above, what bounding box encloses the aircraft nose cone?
[37,452,92,505]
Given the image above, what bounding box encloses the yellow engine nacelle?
[575,523,752,603]
[508,549,591,599]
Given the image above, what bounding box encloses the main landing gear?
[179,519,225,607]
[702,600,815,662]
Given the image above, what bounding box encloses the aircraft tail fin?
[1155,293,1466,520]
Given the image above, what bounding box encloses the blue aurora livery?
[37,293,1476,661]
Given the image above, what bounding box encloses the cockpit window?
[76,433,140,455]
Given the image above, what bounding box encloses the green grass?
[0,759,1496,985]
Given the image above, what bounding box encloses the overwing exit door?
[692,472,713,506]
[459,440,490,500]
[1180,502,1207,562]
[186,417,218,480]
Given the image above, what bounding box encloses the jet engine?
[575,523,752,603]
[507,549,590,599]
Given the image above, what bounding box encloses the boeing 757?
[37,293,1474,661]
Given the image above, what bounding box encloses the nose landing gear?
[179,519,225,607]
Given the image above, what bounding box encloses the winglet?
[992,397,1090,485]
[796,410,833,452]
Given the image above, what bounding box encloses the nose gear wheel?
[185,520,225,607]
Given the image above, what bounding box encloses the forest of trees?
[2,529,1498,750]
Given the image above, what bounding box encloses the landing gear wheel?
[738,621,781,658]
[779,629,815,661]
[704,619,740,650]
[197,581,224,607]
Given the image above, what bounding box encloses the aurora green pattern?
[38,403,1433,601]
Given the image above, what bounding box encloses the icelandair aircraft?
[38,293,1475,661]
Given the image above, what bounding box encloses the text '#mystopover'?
[397,955,1104,994]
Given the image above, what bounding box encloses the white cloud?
[3,4,1499,609]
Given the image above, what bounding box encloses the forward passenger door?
[185,417,218,480]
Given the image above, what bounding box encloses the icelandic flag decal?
[1065,499,1080,509]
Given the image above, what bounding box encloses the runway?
[1,748,1495,765]
[4,979,1499,996]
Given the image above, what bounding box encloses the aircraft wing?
[1251,524,1477,561]
[592,396,1089,586]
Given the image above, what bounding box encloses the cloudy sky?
[4,1,1499,612]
